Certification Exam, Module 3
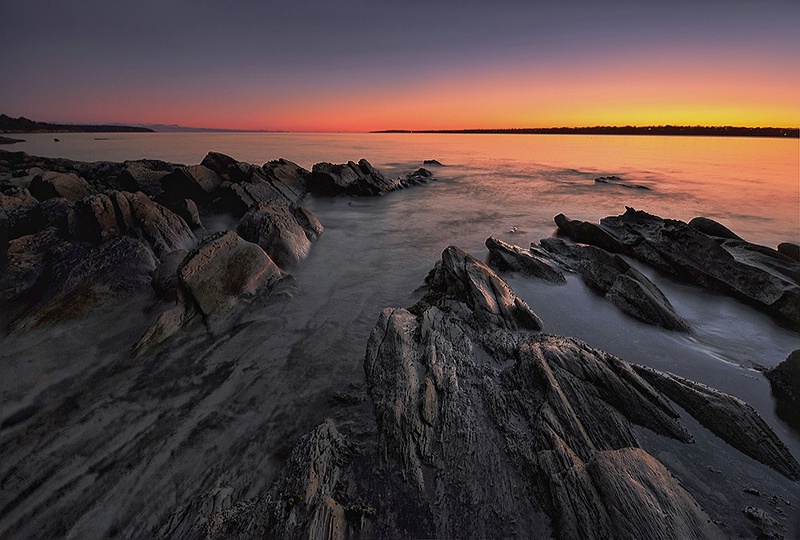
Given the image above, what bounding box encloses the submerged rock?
[765,350,800,432]
[594,175,650,190]
[555,208,800,329]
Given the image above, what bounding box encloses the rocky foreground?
[1,150,799,539]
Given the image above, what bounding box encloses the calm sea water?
[3,132,799,536]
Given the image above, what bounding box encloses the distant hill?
[0,114,154,133]
[372,126,799,138]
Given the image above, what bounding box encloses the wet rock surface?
[485,235,567,284]
[555,208,800,329]
[306,159,434,196]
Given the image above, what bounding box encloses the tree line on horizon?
[374,125,798,138]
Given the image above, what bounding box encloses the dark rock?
[29,171,92,202]
[539,237,691,331]
[743,506,785,540]
[633,365,800,480]
[215,158,308,216]
[777,242,800,262]
[151,249,188,301]
[160,165,224,207]
[485,236,566,284]
[236,201,323,269]
[554,212,623,253]
[689,216,742,240]
[117,160,174,197]
[199,421,366,539]
[417,245,543,331]
[594,176,651,190]
[306,159,398,196]
[556,208,800,329]
[0,136,25,145]
[765,350,800,432]
[423,159,444,166]
[74,191,195,256]
[169,198,202,229]
[200,151,238,178]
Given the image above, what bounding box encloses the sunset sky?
[2,0,798,132]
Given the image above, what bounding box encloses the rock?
[29,171,92,202]
[151,249,188,300]
[236,201,323,269]
[160,165,224,207]
[423,159,444,166]
[689,216,742,240]
[178,230,283,319]
[1,227,158,329]
[539,237,691,331]
[765,350,800,432]
[555,209,800,329]
[200,151,238,177]
[306,159,397,196]
[594,176,650,190]
[169,198,202,229]
[742,506,785,540]
[133,231,284,355]
[416,245,543,331]
[215,158,309,216]
[554,212,623,253]
[200,421,366,539]
[74,191,195,256]
[485,236,566,284]
[0,186,37,212]
[777,242,799,262]
[117,160,174,197]
[362,286,717,539]
[633,365,800,480]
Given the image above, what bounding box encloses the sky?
[1,0,798,132]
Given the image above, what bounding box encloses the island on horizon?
[372,125,799,138]
[0,114,154,134]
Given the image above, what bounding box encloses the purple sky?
[2,0,798,130]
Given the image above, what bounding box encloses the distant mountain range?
[0,114,154,133]
[373,126,799,138]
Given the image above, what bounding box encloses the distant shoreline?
[371,126,799,138]
[0,114,153,134]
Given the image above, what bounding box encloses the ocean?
[2,132,799,536]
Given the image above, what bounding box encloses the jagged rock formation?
[555,208,800,328]
[417,245,543,331]
[765,350,800,432]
